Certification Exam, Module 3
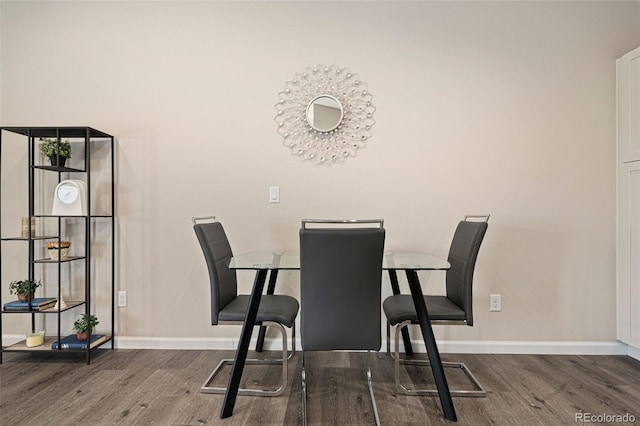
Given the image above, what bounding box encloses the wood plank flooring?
[1,349,639,425]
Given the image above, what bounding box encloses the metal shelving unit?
[0,127,115,364]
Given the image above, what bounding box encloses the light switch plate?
[269,186,280,203]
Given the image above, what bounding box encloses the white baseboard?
[430,340,629,355]
[2,334,631,356]
[115,336,239,350]
[627,344,640,361]
[112,337,630,355]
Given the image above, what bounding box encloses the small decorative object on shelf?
[52,180,88,216]
[54,286,67,311]
[46,241,71,260]
[26,331,45,347]
[21,217,36,238]
[73,314,99,341]
[8,279,42,302]
[39,138,72,167]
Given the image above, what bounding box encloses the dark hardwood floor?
[1,349,639,425]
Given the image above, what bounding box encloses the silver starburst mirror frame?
[274,64,376,165]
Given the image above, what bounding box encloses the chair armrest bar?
[191,216,217,225]
[301,219,384,229]
[463,214,490,222]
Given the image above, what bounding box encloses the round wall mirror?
[275,64,376,165]
[306,95,343,132]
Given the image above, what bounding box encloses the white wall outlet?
[489,294,501,312]
[269,186,280,203]
[117,290,127,307]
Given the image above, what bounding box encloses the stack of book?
[51,334,107,350]
[3,297,57,311]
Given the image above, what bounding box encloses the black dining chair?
[299,219,386,426]
[192,216,299,396]
[383,214,489,397]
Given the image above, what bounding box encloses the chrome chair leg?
[393,320,486,397]
[302,351,380,426]
[201,322,295,396]
[301,351,308,426]
[366,351,381,426]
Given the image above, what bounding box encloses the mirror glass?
[306,95,343,132]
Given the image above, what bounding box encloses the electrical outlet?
[489,294,501,312]
[117,290,127,307]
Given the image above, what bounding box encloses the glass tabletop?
[228,250,450,271]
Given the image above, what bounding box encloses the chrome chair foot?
[396,359,486,397]
[200,322,295,397]
[392,320,486,397]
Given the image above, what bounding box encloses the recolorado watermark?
[575,412,636,423]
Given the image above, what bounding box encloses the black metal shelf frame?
[0,127,115,364]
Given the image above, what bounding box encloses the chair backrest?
[445,216,489,326]
[300,219,385,351]
[193,219,238,325]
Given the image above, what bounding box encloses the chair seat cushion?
[383,295,466,326]
[219,295,299,328]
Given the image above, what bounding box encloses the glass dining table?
[219,250,458,422]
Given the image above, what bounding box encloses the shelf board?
[3,337,57,351]
[39,301,85,313]
[1,235,57,241]
[35,256,86,263]
[32,215,113,219]
[1,126,113,139]
[3,335,112,351]
[33,165,86,173]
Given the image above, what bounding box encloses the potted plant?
[74,314,99,341]
[45,240,71,260]
[9,279,42,302]
[39,138,72,167]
